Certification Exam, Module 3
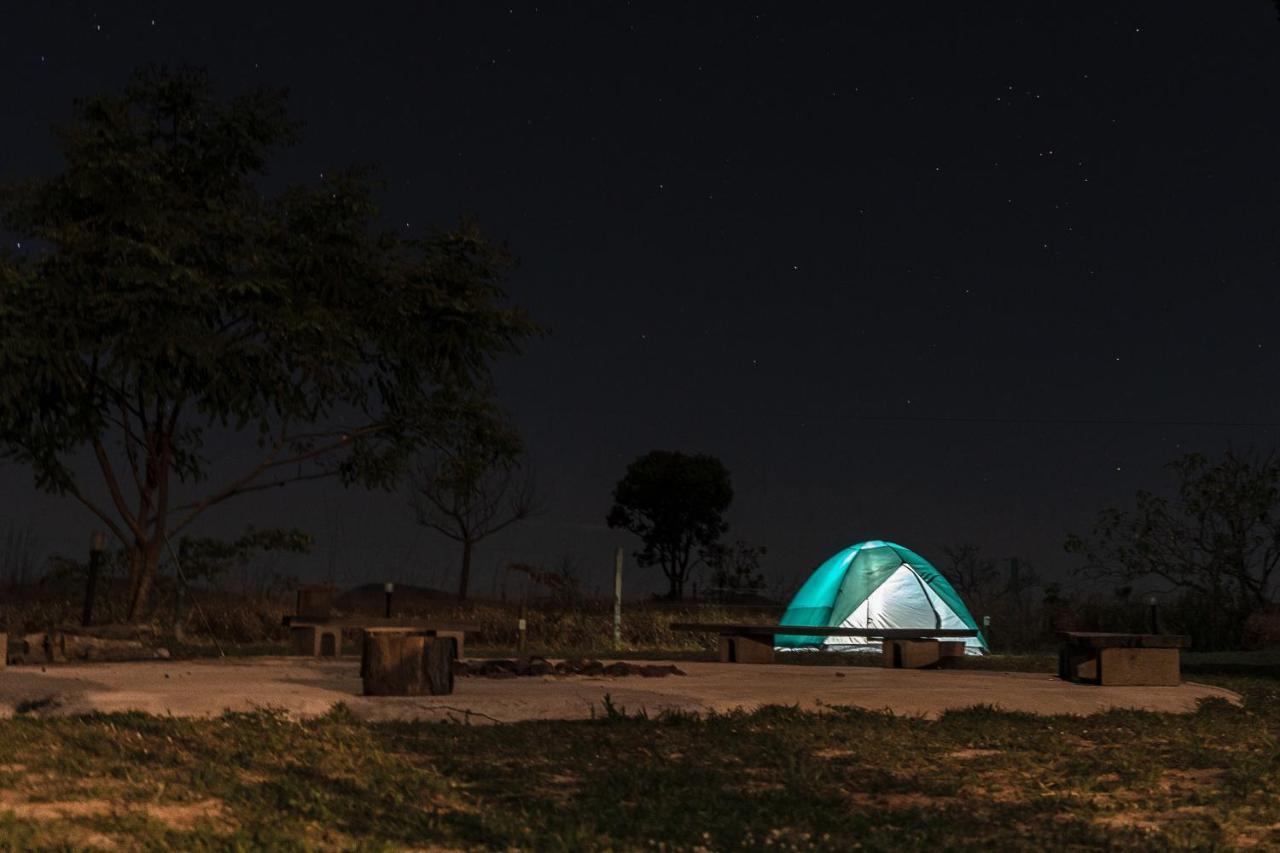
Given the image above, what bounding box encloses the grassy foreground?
[0,676,1276,851]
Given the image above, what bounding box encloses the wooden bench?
[1058,632,1190,686]
[283,589,474,659]
[670,623,979,667]
[282,615,476,659]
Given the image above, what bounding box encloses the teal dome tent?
[776,540,988,654]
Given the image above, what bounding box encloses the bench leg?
[428,630,464,659]
[718,635,774,664]
[292,625,342,657]
[1059,645,1099,683]
[1099,648,1180,686]
[882,640,941,669]
[936,640,966,668]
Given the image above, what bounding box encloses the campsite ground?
[0,657,1239,721]
[0,653,1277,850]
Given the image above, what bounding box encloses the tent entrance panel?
[822,595,875,650]
[911,571,986,654]
[824,563,938,650]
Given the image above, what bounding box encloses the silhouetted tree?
[607,451,732,599]
[408,411,539,599]
[507,556,583,605]
[0,67,534,620]
[939,543,1000,612]
[1065,449,1280,648]
[704,539,767,599]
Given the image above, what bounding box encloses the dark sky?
[2,2,1279,599]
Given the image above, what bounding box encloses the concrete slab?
[0,658,1239,723]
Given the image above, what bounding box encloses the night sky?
[2,2,1279,599]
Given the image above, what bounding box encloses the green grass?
[0,673,1277,850]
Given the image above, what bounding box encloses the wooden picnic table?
[1058,631,1190,686]
[670,622,978,666]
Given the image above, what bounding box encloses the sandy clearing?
[0,657,1238,722]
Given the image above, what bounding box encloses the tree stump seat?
[360,630,454,696]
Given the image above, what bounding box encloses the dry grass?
[0,676,1275,850]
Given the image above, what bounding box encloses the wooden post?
[361,630,453,695]
[173,579,186,643]
[613,546,623,650]
[517,601,527,655]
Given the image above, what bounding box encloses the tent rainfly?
[776,540,988,654]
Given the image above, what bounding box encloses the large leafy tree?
[408,409,540,600]
[0,67,534,620]
[607,450,732,599]
[1065,449,1280,647]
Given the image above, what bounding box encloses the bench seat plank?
[1059,632,1190,649]
[283,615,478,632]
[670,622,977,639]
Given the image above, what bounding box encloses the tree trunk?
[458,539,473,600]
[665,569,684,600]
[125,539,162,623]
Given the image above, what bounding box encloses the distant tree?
[408,410,540,600]
[507,556,584,605]
[0,522,41,586]
[607,450,732,599]
[704,539,767,599]
[939,543,1000,611]
[1065,449,1280,647]
[0,67,534,621]
[171,527,313,583]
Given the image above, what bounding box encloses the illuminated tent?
[776,540,988,654]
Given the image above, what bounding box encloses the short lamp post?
[1146,595,1159,634]
[82,531,106,627]
[384,582,395,618]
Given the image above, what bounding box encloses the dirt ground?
[0,657,1238,722]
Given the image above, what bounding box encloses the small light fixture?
[384,582,395,594]
[1146,595,1158,606]
[90,531,106,553]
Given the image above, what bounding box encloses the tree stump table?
[360,629,455,696]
